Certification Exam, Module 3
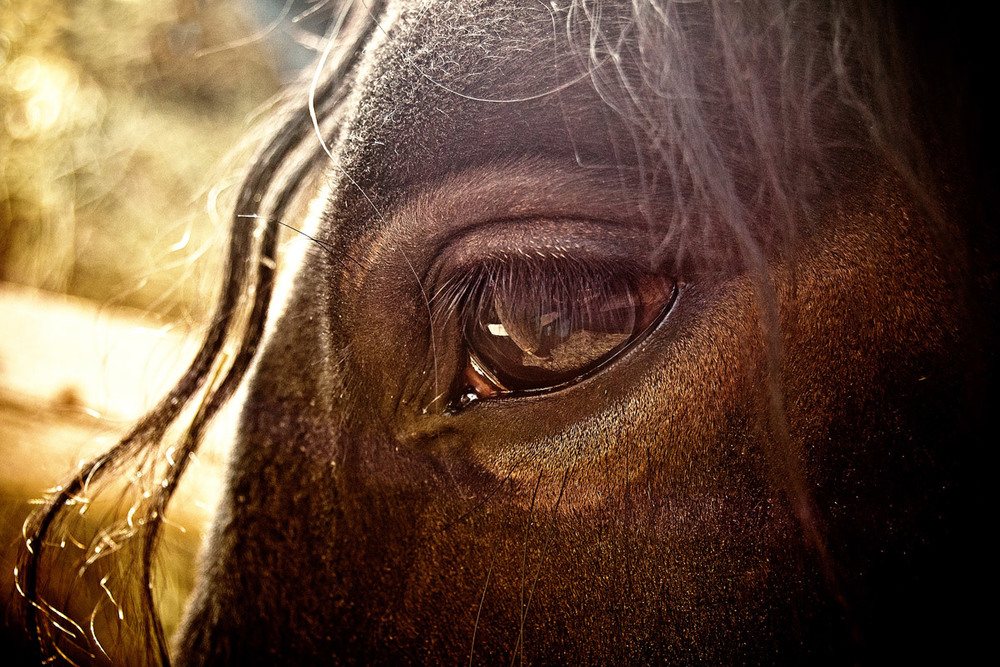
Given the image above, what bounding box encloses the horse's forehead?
[328,0,642,212]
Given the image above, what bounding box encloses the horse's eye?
[453,260,677,405]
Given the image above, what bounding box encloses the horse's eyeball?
[457,262,676,400]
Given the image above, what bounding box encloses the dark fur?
[19,1,995,664]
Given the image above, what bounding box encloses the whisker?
[511,470,545,667]
[441,462,519,532]
[400,247,439,403]
[237,213,367,270]
[469,475,515,667]
[515,466,573,664]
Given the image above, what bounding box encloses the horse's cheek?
[778,195,967,557]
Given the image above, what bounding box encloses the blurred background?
[0,0,328,660]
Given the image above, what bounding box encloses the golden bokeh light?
[1,0,300,660]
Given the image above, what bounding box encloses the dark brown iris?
[460,263,676,398]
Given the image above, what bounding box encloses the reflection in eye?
[440,257,677,407]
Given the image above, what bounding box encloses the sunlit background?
[0,0,324,660]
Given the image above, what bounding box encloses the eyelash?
[430,254,677,411]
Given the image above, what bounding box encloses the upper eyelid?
[368,159,664,257]
[420,217,659,293]
[426,250,650,320]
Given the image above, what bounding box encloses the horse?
[18,0,995,664]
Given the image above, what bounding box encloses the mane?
[15,1,987,664]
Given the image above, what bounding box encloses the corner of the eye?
[452,389,480,410]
